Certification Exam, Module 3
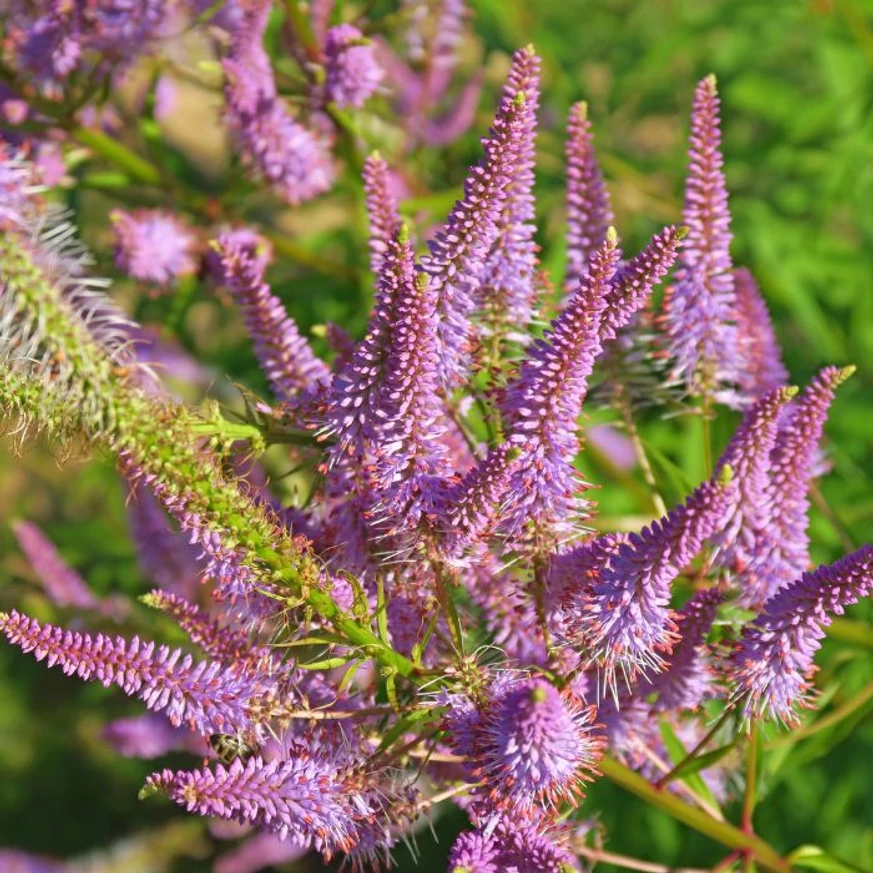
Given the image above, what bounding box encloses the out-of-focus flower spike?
[733,267,788,399]
[12,520,99,611]
[215,831,309,873]
[323,25,383,109]
[323,322,356,372]
[102,713,202,759]
[731,544,873,724]
[420,46,535,387]
[125,480,202,599]
[564,101,613,296]
[223,0,334,205]
[310,0,336,47]
[479,47,541,336]
[500,231,619,543]
[362,153,402,276]
[110,209,198,285]
[0,849,64,873]
[637,587,723,711]
[659,75,740,401]
[564,470,734,688]
[763,366,854,598]
[214,232,331,402]
[143,753,370,857]
[327,227,416,460]
[0,610,267,735]
[421,0,469,107]
[601,225,684,344]
[709,385,797,597]
[424,70,484,147]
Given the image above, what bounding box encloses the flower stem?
[599,758,790,873]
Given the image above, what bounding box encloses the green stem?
[599,759,790,873]
[655,707,733,788]
[701,394,714,478]
[70,127,163,187]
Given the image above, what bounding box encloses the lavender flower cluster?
[0,7,871,873]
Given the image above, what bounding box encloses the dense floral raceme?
[0,12,872,873]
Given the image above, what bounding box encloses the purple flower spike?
[215,231,331,401]
[564,101,613,295]
[601,225,684,344]
[564,473,734,687]
[501,232,620,543]
[223,0,334,205]
[762,366,853,597]
[141,590,258,666]
[372,269,449,534]
[111,209,197,285]
[420,46,536,387]
[0,610,266,736]
[448,828,501,873]
[215,831,309,873]
[638,588,723,711]
[327,228,418,460]
[449,822,579,873]
[125,481,202,600]
[709,386,797,602]
[660,75,740,401]
[731,545,873,724]
[323,25,383,109]
[12,520,99,611]
[445,443,518,553]
[102,713,200,759]
[479,48,541,333]
[733,268,788,399]
[363,153,402,275]
[480,678,603,812]
[144,752,370,857]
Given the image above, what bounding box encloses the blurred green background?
[2,0,873,870]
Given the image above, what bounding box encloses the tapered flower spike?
[362,153,402,276]
[144,753,372,858]
[730,544,873,725]
[563,469,735,690]
[500,231,620,543]
[659,75,741,402]
[214,232,331,402]
[12,520,99,611]
[326,227,418,460]
[421,0,469,108]
[709,385,797,596]
[759,365,854,598]
[478,46,541,335]
[637,587,723,712]
[564,101,614,295]
[733,267,788,399]
[478,677,604,813]
[601,225,684,344]
[371,267,450,535]
[140,590,259,666]
[419,46,535,387]
[323,25,383,109]
[223,0,334,205]
[0,610,269,736]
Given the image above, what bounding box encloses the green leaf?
[660,720,722,813]
[788,846,869,873]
